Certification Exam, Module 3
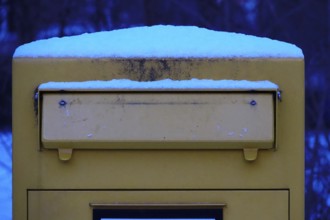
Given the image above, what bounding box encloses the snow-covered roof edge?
[38,79,279,91]
[15,25,303,59]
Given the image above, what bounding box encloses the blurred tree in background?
[0,0,329,219]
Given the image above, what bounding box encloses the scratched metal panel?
[41,92,274,149]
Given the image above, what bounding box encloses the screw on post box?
[250,100,257,106]
[59,100,67,107]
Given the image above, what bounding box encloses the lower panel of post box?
[28,190,288,220]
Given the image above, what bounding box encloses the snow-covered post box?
[13,26,304,220]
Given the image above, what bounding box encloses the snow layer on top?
[14,25,303,58]
[38,78,278,91]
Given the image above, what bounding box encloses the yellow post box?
[13,26,304,220]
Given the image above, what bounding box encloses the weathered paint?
[13,57,304,220]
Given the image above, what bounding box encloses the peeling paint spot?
[228,131,235,136]
[65,109,70,117]
[239,128,248,138]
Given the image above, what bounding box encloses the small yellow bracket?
[243,148,258,162]
[58,149,73,161]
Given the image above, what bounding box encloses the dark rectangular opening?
[93,206,223,220]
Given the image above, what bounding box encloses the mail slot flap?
[39,92,277,161]
[41,92,274,143]
[38,80,278,161]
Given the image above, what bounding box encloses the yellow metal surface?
[243,148,259,162]
[58,149,73,161]
[40,92,274,149]
[28,190,288,220]
[13,58,304,220]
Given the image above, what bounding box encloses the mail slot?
[38,80,278,161]
[13,26,304,220]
